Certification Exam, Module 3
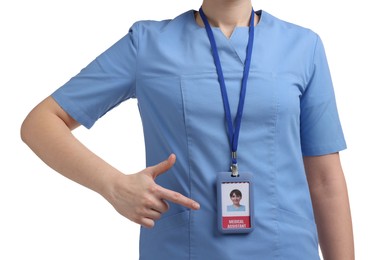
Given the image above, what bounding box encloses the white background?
[1,0,379,259]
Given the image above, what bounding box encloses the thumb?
[150,154,176,179]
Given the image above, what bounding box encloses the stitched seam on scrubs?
[302,139,347,156]
[179,77,193,259]
[224,31,246,65]
[272,77,281,259]
[133,22,140,97]
[306,33,320,92]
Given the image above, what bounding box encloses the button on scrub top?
[52,10,346,260]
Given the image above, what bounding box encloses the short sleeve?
[52,22,139,129]
[300,35,346,156]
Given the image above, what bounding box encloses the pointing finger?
[156,186,200,210]
[150,154,176,179]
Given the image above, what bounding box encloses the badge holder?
[217,167,254,234]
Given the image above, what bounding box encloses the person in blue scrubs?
[21,0,355,259]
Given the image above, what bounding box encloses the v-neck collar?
[189,10,264,65]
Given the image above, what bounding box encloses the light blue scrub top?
[52,10,346,260]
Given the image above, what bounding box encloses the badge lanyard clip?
[231,152,238,177]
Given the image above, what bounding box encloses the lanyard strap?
[199,7,255,176]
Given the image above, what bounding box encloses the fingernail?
[193,202,200,210]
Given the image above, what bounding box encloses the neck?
[196,0,256,37]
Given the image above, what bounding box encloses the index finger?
[156,186,200,210]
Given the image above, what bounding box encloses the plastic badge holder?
[217,172,254,234]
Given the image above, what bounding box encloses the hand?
[104,154,200,228]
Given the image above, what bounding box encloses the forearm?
[304,154,354,260]
[21,97,200,228]
[21,98,119,197]
[310,175,354,259]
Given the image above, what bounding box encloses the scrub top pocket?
[277,208,320,260]
[139,211,190,259]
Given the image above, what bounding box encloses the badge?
[217,171,254,234]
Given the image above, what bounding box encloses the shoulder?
[257,10,322,77]
[261,10,317,37]
[130,10,195,36]
[259,10,320,50]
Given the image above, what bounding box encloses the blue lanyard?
[199,7,255,176]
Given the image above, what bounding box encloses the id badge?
[217,172,254,234]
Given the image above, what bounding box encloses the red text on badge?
[222,216,251,229]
